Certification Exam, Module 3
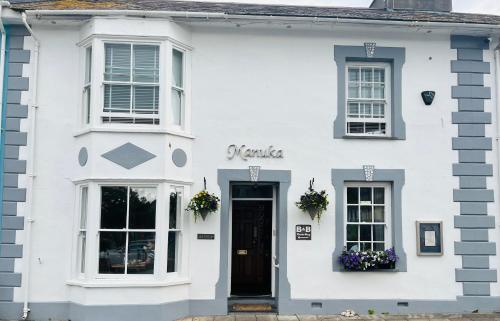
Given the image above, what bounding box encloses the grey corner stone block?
[3,173,19,188]
[458,73,484,86]
[458,99,484,112]
[451,36,490,50]
[8,63,23,77]
[4,146,20,160]
[2,216,24,230]
[463,282,490,296]
[456,269,497,282]
[462,255,489,269]
[452,112,492,124]
[461,229,489,242]
[451,60,490,74]
[3,188,26,202]
[4,159,26,174]
[2,202,18,216]
[457,49,484,61]
[452,163,492,176]
[0,258,15,272]
[458,124,485,137]
[1,230,16,244]
[453,189,494,202]
[4,132,27,146]
[0,272,22,287]
[7,91,21,104]
[454,215,495,229]
[4,118,21,132]
[9,25,30,36]
[452,137,492,150]
[8,36,25,49]
[0,244,23,258]
[458,150,485,163]
[0,287,14,301]
[455,241,496,255]
[5,104,28,118]
[9,49,30,64]
[7,77,29,91]
[452,86,491,99]
[460,202,488,215]
[459,176,487,189]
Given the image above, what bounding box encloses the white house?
[1,0,500,320]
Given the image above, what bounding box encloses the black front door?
[231,200,272,296]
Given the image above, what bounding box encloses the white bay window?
[346,63,391,136]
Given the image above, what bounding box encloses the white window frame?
[343,182,392,251]
[170,47,186,130]
[96,183,159,280]
[345,62,392,137]
[76,185,89,277]
[82,46,92,126]
[167,187,184,275]
[77,37,192,135]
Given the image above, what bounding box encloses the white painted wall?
[16,16,499,307]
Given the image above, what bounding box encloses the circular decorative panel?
[172,148,187,168]
[78,147,88,167]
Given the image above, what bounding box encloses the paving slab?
[277,316,299,321]
[215,316,236,321]
[256,314,278,321]
[194,317,215,321]
[235,315,257,321]
[297,315,318,321]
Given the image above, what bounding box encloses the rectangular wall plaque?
[416,221,443,256]
[296,225,312,240]
[197,234,215,240]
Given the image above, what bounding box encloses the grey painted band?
[333,45,406,140]
[452,163,492,176]
[456,269,497,282]
[452,86,491,99]
[463,256,489,269]
[458,99,484,112]
[458,124,485,137]
[452,112,492,124]
[459,177,487,189]
[457,73,484,86]
[454,242,496,255]
[457,49,483,61]
[460,202,488,215]
[331,168,406,271]
[451,61,490,74]
[461,229,489,242]
[452,137,492,150]
[0,258,15,271]
[454,216,495,228]
[451,36,490,50]
[463,282,490,296]
[458,150,485,163]
[453,189,494,202]
[215,169,291,313]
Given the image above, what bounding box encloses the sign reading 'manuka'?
[227,144,284,161]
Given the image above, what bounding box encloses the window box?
[338,248,398,271]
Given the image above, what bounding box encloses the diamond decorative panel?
[101,143,156,169]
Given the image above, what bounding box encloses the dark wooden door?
[231,200,273,296]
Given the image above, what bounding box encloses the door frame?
[215,169,291,313]
[228,184,276,297]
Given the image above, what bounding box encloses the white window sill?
[66,277,191,288]
[73,127,195,140]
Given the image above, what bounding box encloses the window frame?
[96,183,159,280]
[170,47,186,130]
[167,186,184,275]
[345,62,392,137]
[82,46,92,126]
[76,185,89,277]
[343,182,392,251]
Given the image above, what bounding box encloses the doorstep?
[179,313,500,321]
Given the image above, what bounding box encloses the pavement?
[177,314,500,321]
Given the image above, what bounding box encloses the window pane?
[80,187,88,229]
[79,232,86,273]
[85,46,92,84]
[84,87,91,124]
[167,231,180,273]
[374,206,385,222]
[373,103,384,118]
[100,186,127,229]
[361,84,372,98]
[373,242,384,251]
[127,232,155,274]
[360,188,372,203]
[133,45,159,83]
[99,232,126,274]
[169,192,181,229]
[374,188,385,204]
[365,123,383,135]
[347,103,359,117]
[104,84,131,113]
[347,206,359,222]
[374,84,385,99]
[360,206,372,222]
[373,68,385,82]
[129,187,156,229]
[361,68,373,82]
[347,242,359,251]
[347,122,364,134]
[347,187,358,204]
[133,86,159,114]
[232,185,273,198]
[361,242,372,251]
[105,44,131,82]
[346,224,358,241]
[172,49,183,88]
[171,88,182,125]
[348,68,359,82]
[348,85,359,99]
[361,103,372,118]
[373,225,384,241]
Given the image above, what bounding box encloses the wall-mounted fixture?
[421,91,435,106]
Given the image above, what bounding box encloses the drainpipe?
[21,11,39,321]
[0,2,6,258]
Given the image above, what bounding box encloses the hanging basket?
[307,209,319,221]
[186,190,220,223]
[200,209,210,221]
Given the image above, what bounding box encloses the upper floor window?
[171,49,184,127]
[346,63,391,136]
[103,43,160,125]
[83,46,92,125]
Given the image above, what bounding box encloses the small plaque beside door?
[197,234,215,240]
[237,249,248,255]
[296,225,312,240]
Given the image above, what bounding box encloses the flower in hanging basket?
[295,185,329,222]
[338,247,398,271]
[186,190,220,221]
